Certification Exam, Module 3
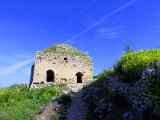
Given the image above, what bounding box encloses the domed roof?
[43,44,87,56]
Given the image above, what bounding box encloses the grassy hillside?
[97,48,160,82]
[83,48,160,120]
[0,84,61,120]
[114,48,160,82]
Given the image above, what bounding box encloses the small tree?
[124,44,133,53]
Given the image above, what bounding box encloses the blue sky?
[0,0,160,88]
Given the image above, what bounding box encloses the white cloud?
[97,29,118,38]
[0,53,34,65]
[54,0,97,36]
[96,25,123,39]
[0,59,34,76]
[64,0,136,43]
[12,54,34,59]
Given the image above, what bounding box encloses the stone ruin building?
[29,44,93,89]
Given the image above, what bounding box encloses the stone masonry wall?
[30,51,93,88]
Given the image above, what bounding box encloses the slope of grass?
[114,48,160,82]
[0,84,61,120]
[96,69,115,80]
[83,48,160,119]
[81,48,160,120]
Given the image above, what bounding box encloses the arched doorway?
[46,70,55,82]
[76,72,83,83]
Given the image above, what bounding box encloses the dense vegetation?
[114,49,160,82]
[43,44,87,56]
[96,69,115,80]
[141,60,160,105]
[0,84,61,120]
[95,48,160,83]
[83,48,160,119]
[1,47,160,120]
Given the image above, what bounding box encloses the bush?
[114,49,160,82]
[110,90,129,108]
[97,69,115,80]
[0,84,61,120]
[57,83,67,87]
[51,116,59,120]
[141,60,160,105]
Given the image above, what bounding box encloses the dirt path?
[66,90,88,120]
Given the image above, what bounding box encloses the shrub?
[114,49,160,82]
[51,116,59,120]
[57,83,67,87]
[97,69,115,80]
[141,60,160,105]
[110,90,129,108]
[0,84,61,120]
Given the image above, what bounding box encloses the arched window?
[76,72,84,83]
[64,57,68,62]
[46,70,55,82]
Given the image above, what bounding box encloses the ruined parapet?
[30,44,93,89]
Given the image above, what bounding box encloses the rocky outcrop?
[83,60,160,120]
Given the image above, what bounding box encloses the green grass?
[0,84,61,120]
[43,44,87,56]
[96,69,115,80]
[83,48,160,119]
[114,48,160,82]
[95,48,160,83]
[51,116,59,120]
[57,83,67,87]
